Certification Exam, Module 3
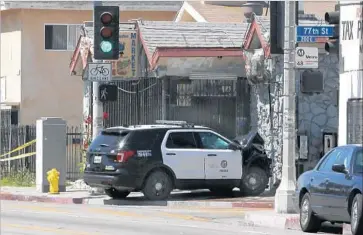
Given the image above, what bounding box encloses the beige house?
[0,1,337,126]
[0,1,181,126]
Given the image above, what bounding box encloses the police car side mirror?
[228,143,240,151]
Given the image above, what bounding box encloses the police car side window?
[166,132,197,149]
[198,132,229,150]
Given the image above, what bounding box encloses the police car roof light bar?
[155,120,195,128]
[155,120,187,125]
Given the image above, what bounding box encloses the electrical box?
[323,132,337,155]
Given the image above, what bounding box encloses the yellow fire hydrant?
[47,168,60,194]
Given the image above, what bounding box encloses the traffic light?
[324,11,339,53]
[94,6,119,60]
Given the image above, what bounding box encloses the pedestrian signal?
[99,84,117,102]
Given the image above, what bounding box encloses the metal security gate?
[103,77,163,127]
[347,98,363,144]
[104,77,243,139]
[166,79,238,138]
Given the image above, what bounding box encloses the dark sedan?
[296,144,363,235]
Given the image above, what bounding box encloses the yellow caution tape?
[0,152,36,162]
[0,139,36,159]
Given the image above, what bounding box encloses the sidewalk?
[0,186,274,209]
[220,210,352,235]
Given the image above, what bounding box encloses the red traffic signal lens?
[100,12,112,24]
[100,27,113,38]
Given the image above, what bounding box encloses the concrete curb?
[237,212,300,230]
[0,192,274,209]
[343,224,352,235]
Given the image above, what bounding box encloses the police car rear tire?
[142,170,173,201]
[240,166,268,196]
[104,188,130,199]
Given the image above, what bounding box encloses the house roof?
[178,1,337,23]
[1,1,183,11]
[137,21,248,56]
[71,20,248,74]
[186,1,267,23]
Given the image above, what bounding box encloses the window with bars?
[44,24,82,51]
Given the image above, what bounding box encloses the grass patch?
[0,170,35,187]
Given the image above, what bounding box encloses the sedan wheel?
[351,194,363,235]
[299,193,321,233]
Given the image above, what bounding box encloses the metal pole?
[0,6,2,158]
[274,1,297,214]
[92,0,104,140]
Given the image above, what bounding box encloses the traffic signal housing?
[324,11,339,53]
[94,6,120,60]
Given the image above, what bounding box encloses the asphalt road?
[0,201,340,235]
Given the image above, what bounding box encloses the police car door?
[196,131,242,180]
[161,130,205,179]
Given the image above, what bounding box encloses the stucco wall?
[0,9,22,104]
[16,9,176,126]
[250,53,339,181]
[297,53,339,169]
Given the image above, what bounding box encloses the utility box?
[322,132,337,155]
[36,117,67,193]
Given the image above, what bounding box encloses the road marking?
[1,223,100,235]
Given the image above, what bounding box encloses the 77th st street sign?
[295,47,319,69]
[87,62,112,81]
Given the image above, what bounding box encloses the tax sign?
[87,62,112,82]
[295,47,319,69]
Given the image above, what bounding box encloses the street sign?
[87,62,112,81]
[296,26,335,43]
[99,84,117,102]
[295,47,319,69]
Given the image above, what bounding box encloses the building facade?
[0,1,182,126]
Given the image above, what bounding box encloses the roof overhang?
[151,47,243,70]
[155,56,245,77]
[242,18,270,57]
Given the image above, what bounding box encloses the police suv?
[83,121,272,200]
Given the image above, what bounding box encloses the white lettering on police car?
[105,165,115,170]
[137,150,152,158]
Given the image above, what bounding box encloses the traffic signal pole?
[92,0,104,140]
[274,1,297,214]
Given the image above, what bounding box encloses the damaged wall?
[249,52,339,183]
[250,55,284,183]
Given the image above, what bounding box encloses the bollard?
[47,168,60,194]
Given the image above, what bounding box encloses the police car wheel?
[142,170,173,201]
[240,166,268,196]
[104,188,130,199]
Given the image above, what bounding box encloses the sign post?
[296,25,335,43]
[295,47,319,69]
